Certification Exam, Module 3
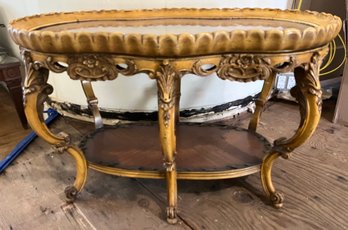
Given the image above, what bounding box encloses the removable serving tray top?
[9,8,341,57]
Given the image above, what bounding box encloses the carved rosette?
[156,63,177,127]
[67,55,118,81]
[217,55,273,82]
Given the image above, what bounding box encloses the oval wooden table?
[9,8,341,224]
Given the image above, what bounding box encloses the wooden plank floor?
[1,88,348,229]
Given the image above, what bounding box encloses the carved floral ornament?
[23,47,330,91]
[302,52,323,112]
[289,52,322,115]
[193,54,295,82]
[21,50,49,96]
[67,55,119,81]
[22,52,139,82]
[156,63,177,127]
[272,52,323,158]
[23,51,321,93]
[66,55,138,81]
[217,55,274,82]
[305,54,322,95]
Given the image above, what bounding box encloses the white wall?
[0,0,289,113]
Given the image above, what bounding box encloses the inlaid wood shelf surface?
[8,8,341,224]
[80,124,271,179]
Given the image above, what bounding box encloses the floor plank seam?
[136,179,194,229]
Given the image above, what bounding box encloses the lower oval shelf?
[80,123,272,180]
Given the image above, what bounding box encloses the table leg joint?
[164,160,176,172]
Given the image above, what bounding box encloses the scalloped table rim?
[8,8,342,57]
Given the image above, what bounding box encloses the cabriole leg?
[156,62,178,224]
[23,51,88,202]
[260,53,323,208]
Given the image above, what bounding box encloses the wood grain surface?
[82,124,270,172]
[1,96,348,229]
[0,85,31,160]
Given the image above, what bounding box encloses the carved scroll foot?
[260,152,284,208]
[166,206,178,224]
[260,53,325,209]
[164,161,178,224]
[270,191,284,208]
[64,185,79,203]
[64,146,88,202]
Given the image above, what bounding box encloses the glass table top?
[38,18,312,34]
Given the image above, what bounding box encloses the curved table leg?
[260,53,322,208]
[260,151,284,208]
[65,146,88,202]
[248,72,276,132]
[156,62,178,224]
[23,59,88,202]
[81,80,103,129]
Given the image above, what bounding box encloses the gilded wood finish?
[20,47,328,222]
[10,8,340,224]
[156,62,179,223]
[9,9,341,56]
[261,52,323,208]
[22,50,88,201]
[248,72,277,132]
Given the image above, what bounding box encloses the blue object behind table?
[0,108,59,173]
